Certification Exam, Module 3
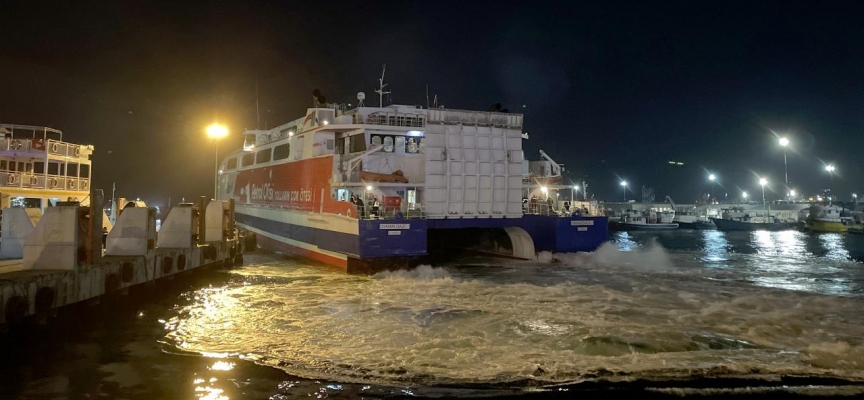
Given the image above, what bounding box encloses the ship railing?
[0,172,90,191]
[426,109,523,128]
[355,204,425,220]
[0,137,86,158]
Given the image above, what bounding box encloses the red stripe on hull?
[256,234,348,270]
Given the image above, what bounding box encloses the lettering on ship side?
[379,223,410,230]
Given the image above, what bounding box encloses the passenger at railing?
[354,196,365,219]
[545,197,554,216]
[563,200,571,215]
[371,197,380,219]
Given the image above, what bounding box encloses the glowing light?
[322,120,329,125]
[206,123,229,139]
[288,131,295,137]
[779,137,789,147]
[406,130,425,137]
[789,190,796,197]
[854,193,859,199]
[209,361,235,371]
[817,196,823,201]
[709,174,716,181]
[825,164,835,172]
[366,185,373,191]
[759,178,767,186]
[742,192,749,199]
[540,186,548,193]
[573,185,579,190]
[620,180,627,187]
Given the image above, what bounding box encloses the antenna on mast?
[255,79,260,130]
[374,64,391,108]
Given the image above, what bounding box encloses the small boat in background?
[611,209,678,230]
[805,204,852,233]
[710,208,797,231]
[664,196,714,229]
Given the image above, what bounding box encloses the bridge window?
[256,148,272,164]
[274,143,290,160]
[226,157,238,170]
[80,164,90,178]
[34,162,44,174]
[242,153,255,167]
[48,162,59,175]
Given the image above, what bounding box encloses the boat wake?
[162,251,864,388]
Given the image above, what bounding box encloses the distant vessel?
[665,196,714,229]
[805,204,851,233]
[611,209,678,230]
[710,208,796,231]
[0,123,93,209]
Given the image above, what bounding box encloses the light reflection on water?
[612,229,864,296]
[163,234,864,388]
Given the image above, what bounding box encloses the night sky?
[1,1,862,206]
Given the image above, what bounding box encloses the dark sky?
[1,0,862,205]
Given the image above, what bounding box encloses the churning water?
[164,230,864,388]
[3,230,864,398]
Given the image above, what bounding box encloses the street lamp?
[759,178,767,211]
[206,123,229,199]
[825,165,836,202]
[779,137,789,185]
[789,189,796,200]
[708,174,716,203]
[620,180,628,202]
[742,191,748,202]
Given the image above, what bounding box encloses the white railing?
[426,109,523,128]
[0,137,85,159]
[0,172,89,191]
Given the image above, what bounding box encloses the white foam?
[373,264,452,280]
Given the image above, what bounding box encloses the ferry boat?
[805,204,851,233]
[710,207,796,231]
[0,124,93,209]
[610,209,679,230]
[666,196,714,229]
[217,86,607,272]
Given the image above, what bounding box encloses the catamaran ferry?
[217,87,606,272]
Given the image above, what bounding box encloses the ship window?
[371,135,382,147]
[0,160,6,170]
[80,164,90,178]
[34,162,44,174]
[273,143,290,160]
[242,153,255,167]
[24,163,32,173]
[67,164,78,177]
[349,135,366,152]
[17,162,24,172]
[47,162,59,175]
[8,162,16,172]
[407,137,418,153]
[395,136,405,153]
[226,157,238,170]
[256,148,272,164]
[383,136,394,152]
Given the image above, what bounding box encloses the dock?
[0,192,251,327]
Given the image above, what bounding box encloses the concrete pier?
[0,192,251,327]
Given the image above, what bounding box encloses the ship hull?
[710,218,796,232]
[676,221,716,230]
[805,219,849,233]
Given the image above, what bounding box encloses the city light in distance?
[779,137,789,147]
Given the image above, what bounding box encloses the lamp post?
[206,123,229,199]
[742,191,748,202]
[759,178,767,211]
[708,174,716,203]
[779,137,789,186]
[825,165,835,202]
[620,180,628,202]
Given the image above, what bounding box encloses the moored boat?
[805,204,851,233]
[710,208,796,231]
[611,209,678,230]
